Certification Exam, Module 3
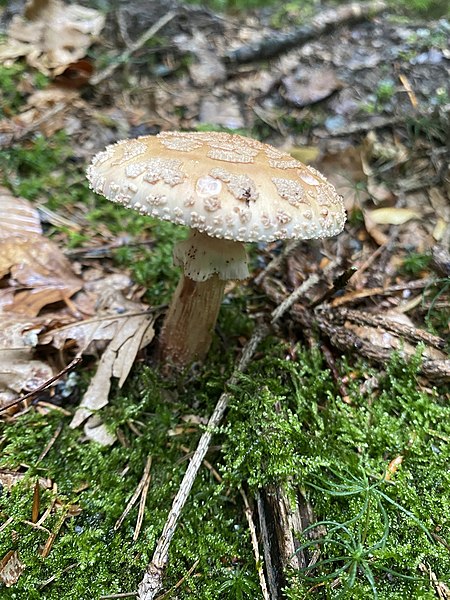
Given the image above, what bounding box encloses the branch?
[224,1,387,64]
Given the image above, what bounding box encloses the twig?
[39,562,79,589]
[331,277,437,307]
[270,275,319,323]
[133,459,153,542]
[339,307,447,350]
[0,356,82,415]
[239,488,270,600]
[100,593,137,599]
[40,511,68,558]
[137,272,320,599]
[271,258,341,320]
[138,323,268,599]
[0,516,14,534]
[155,560,200,600]
[91,11,178,86]
[180,445,222,483]
[36,421,64,464]
[255,491,279,599]
[254,240,298,286]
[115,456,152,532]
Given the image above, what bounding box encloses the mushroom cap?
[87,131,346,243]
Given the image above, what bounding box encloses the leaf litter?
[0,0,105,75]
[0,190,155,430]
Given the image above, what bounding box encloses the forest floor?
[0,0,449,598]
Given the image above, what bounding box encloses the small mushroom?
[87,131,346,366]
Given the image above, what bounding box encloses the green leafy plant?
[216,565,260,599]
[297,467,432,598]
[375,79,396,105]
[401,252,432,277]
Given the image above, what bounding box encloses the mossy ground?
[1,339,449,599]
[0,47,449,599]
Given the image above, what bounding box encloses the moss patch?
[1,344,449,598]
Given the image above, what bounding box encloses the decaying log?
[256,486,324,599]
[317,306,450,380]
[224,1,387,64]
[261,277,450,381]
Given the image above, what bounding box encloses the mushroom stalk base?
[158,273,226,367]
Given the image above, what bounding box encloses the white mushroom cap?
[86,131,346,243]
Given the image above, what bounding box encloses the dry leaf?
[367,179,395,203]
[0,348,53,398]
[0,192,83,316]
[317,146,369,210]
[368,207,421,225]
[0,317,54,408]
[0,187,42,238]
[0,236,83,316]
[0,551,25,587]
[429,187,450,245]
[2,0,105,75]
[70,312,155,430]
[288,146,320,164]
[0,469,52,491]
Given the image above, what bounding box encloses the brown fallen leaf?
[0,236,83,316]
[316,146,369,211]
[0,191,83,316]
[2,0,105,75]
[0,316,55,409]
[367,178,395,203]
[69,312,155,430]
[0,187,42,237]
[0,551,25,587]
[0,469,52,491]
[0,347,54,405]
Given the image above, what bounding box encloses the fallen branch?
[261,277,450,380]
[224,1,387,64]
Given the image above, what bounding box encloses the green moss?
[1,338,449,598]
[0,69,448,599]
[0,368,253,599]
[221,345,450,598]
[0,132,73,199]
[0,64,27,117]
[401,252,432,277]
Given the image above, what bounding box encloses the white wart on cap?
[87,131,346,244]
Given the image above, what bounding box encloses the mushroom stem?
[157,229,249,367]
[158,273,226,366]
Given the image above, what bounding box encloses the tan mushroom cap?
[87,131,346,243]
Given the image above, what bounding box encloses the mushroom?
[86,131,346,366]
